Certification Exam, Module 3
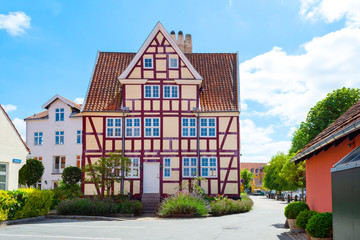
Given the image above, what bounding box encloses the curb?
[45,215,126,221]
[0,216,46,226]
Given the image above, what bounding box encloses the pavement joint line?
[0,233,123,240]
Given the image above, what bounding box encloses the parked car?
[253,189,264,196]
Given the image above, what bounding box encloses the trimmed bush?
[115,200,143,215]
[284,201,309,219]
[0,191,17,221]
[296,210,318,228]
[62,167,82,185]
[19,159,44,187]
[306,212,332,238]
[51,184,83,209]
[210,195,253,216]
[56,198,116,216]
[157,192,210,217]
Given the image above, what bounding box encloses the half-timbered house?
[81,22,240,198]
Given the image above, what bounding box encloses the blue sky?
[1,0,360,162]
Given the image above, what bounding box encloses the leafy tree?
[290,87,360,154]
[263,152,288,193]
[240,169,254,192]
[62,166,82,185]
[82,151,131,198]
[18,159,44,187]
[280,156,306,200]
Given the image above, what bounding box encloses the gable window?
[164,158,171,178]
[54,156,66,173]
[164,86,179,98]
[126,158,140,178]
[182,118,196,137]
[55,108,64,121]
[0,163,7,190]
[126,118,141,137]
[145,118,160,137]
[201,157,217,177]
[107,118,121,137]
[169,57,178,68]
[183,157,197,177]
[144,57,153,68]
[144,85,160,98]
[77,130,82,144]
[34,132,43,145]
[55,131,64,145]
[200,118,216,137]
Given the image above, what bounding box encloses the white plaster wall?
[26,99,82,189]
[0,108,28,190]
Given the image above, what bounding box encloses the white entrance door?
[143,162,160,193]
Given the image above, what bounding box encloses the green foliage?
[290,87,360,154]
[114,200,143,215]
[280,156,306,192]
[0,191,17,221]
[157,191,210,217]
[82,151,131,198]
[296,210,318,228]
[210,195,253,216]
[240,169,254,192]
[51,184,83,209]
[56,198,116,216]
[18,159,44,187]
[306,212,333,238]
[284,201,309,219]
[263,152,288,192]
[176,176,206,196]
[62,166,82,185]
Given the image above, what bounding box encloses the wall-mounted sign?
[12,159,21,163]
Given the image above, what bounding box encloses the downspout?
[193,107,200,185]
[121,106,130,195]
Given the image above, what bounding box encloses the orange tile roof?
[24,110,49,120]
[83,52,239,112]
[240,162,266,170]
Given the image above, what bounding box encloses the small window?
[200,118,216,137]
[164,158,171,178]
[76,155,81,168]
[54,156,66,173]
[251,168,254,173]
[126,158,140,178]
[201,157,217,177]
[55,108,64,121]
[0,163,7,190]
[183,157,197,177]
[107,118,122,137]
[55,131,64,145]
[145,118,160,137]
[126,118,141,137]
[169,58,178,68]
[144,58,153,68]
[164,86,179,98]
[77,130,82,144]
[182,118,196,137]
[34,156,43,161]
[34,132,43,146]
[144,85,160,98]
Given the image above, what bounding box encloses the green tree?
[62,166,82,185]
[82,151,131,198]
[280,156,306,200]
[263,152,288,193]
[290,87,360,154]
[18,159,44,187]
[240,169,254,192]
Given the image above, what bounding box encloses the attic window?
[144,58,153,68]
[169,57,178,68]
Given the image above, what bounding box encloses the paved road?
[0,196,289,240]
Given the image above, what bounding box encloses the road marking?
[23,224,145,229]
[0,233,122,240]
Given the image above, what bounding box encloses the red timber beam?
[220,156,234,195]
[88,117,103,152]
[219,117,234,150]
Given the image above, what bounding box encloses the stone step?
[141,194,160,213]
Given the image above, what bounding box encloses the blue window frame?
[126,118,141,137]
[201,157,217,177]
[144,58,153,68]
[55,108,64,121]
[77,130,82,144]
[144,85,160,98]
[200,118,216,137]
[182,118,196,137]
[145,118,160,137]
[34,132,43,145]
[107,118,121,137]
[164,158,171,178]
[55,131,64,145]
[183,157,197,177]
[164,86,179,98]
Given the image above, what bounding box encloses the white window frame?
[182,118,197,137]
[34,132,43,146]
[183,157,198,178]
[143,57,153,69]
[164,85,179,99]
[144,118,160,137]
[0,163,8,190]
[106,118,122,137]
[53,156,66,174]
[200,118,216,137]
[200,157,217,178]
[126,158,140,178]
[77,130,82,144]
[55,131,64,145]
[126,118,141,137]
[163,158,171,178]
[55,108,64,122]
[144,85,160,98]
[169,57,178,68]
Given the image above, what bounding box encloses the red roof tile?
[24,110,49,120]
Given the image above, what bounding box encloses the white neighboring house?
[0,105,29,190]
[25,95,82,189]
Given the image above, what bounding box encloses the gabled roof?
[118,22,203,80]
[0,105,30,152]
[42,94,82,110]
[82,52,239,112]
[292,99,360,162]
[24,110,49,120]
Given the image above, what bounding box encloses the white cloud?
[2,104,17,112]
[300,0,360,28]
[74,98,84,104]
[12,118,26,141]
[240,27,360,125]
[0,11,31,36]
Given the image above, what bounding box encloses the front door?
[143,162,160,193]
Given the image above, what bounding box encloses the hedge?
[284,201,309,219]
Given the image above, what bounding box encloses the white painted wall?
[0,107,28,190]
[25,99,82,189]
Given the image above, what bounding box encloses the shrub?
[51,184,83,209]
[210,195,253,216]
[296,210,318,228]
[115,200,143,215]
[0,191,16,221]
[19,159,44,187]
[62,167,82,185]
[306,212,332,238]
[157,192,209,217]
[56,198,115,216]
[284,201,309,219]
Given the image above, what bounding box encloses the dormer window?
[55,108,64,122]
[144,57,153,68]
[169,57,178,68]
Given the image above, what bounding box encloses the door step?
[141,193,160,213]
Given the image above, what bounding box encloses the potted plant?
[296,210,318,239]
[306,212,332,240]
[284,201,309,233]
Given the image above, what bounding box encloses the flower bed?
[209,195,253,216]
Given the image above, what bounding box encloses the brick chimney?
[170,30,192,53]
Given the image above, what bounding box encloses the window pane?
[209,128,215,136]
[126,128,132,136]
[164,86,170,98]
[184,168,189,177]
[153,119,159,126]
[133,169,139,177]
[153,86,159,98]
[191,168,197,176]
[164,169,170,177]
[210,158,216,166]
[107,119,113,127]
[183,158,189,166]
[183,128,188,136]
[107,128,113,136]
[191,158,197,166]
[201,119,207,126]
[209,119,215,126]
[153,128,159,136]
[115,119,121,127]
[0,176,5,182]
[182,118,188,126]
[201,128,207,136]
[202,168,208,177]
[145,86,151,97]
[134,119,140,127]
[145,128,151,136]
[126,119,132,127]
[172,86,178,98]
[210,168,216,176]
[190,128,196,136]
[134,128,140,136]
[0,164,6,172]
[145,119,151,126]
[190,119,196,126]
[202,158,208,166]
[164,159,170,167]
